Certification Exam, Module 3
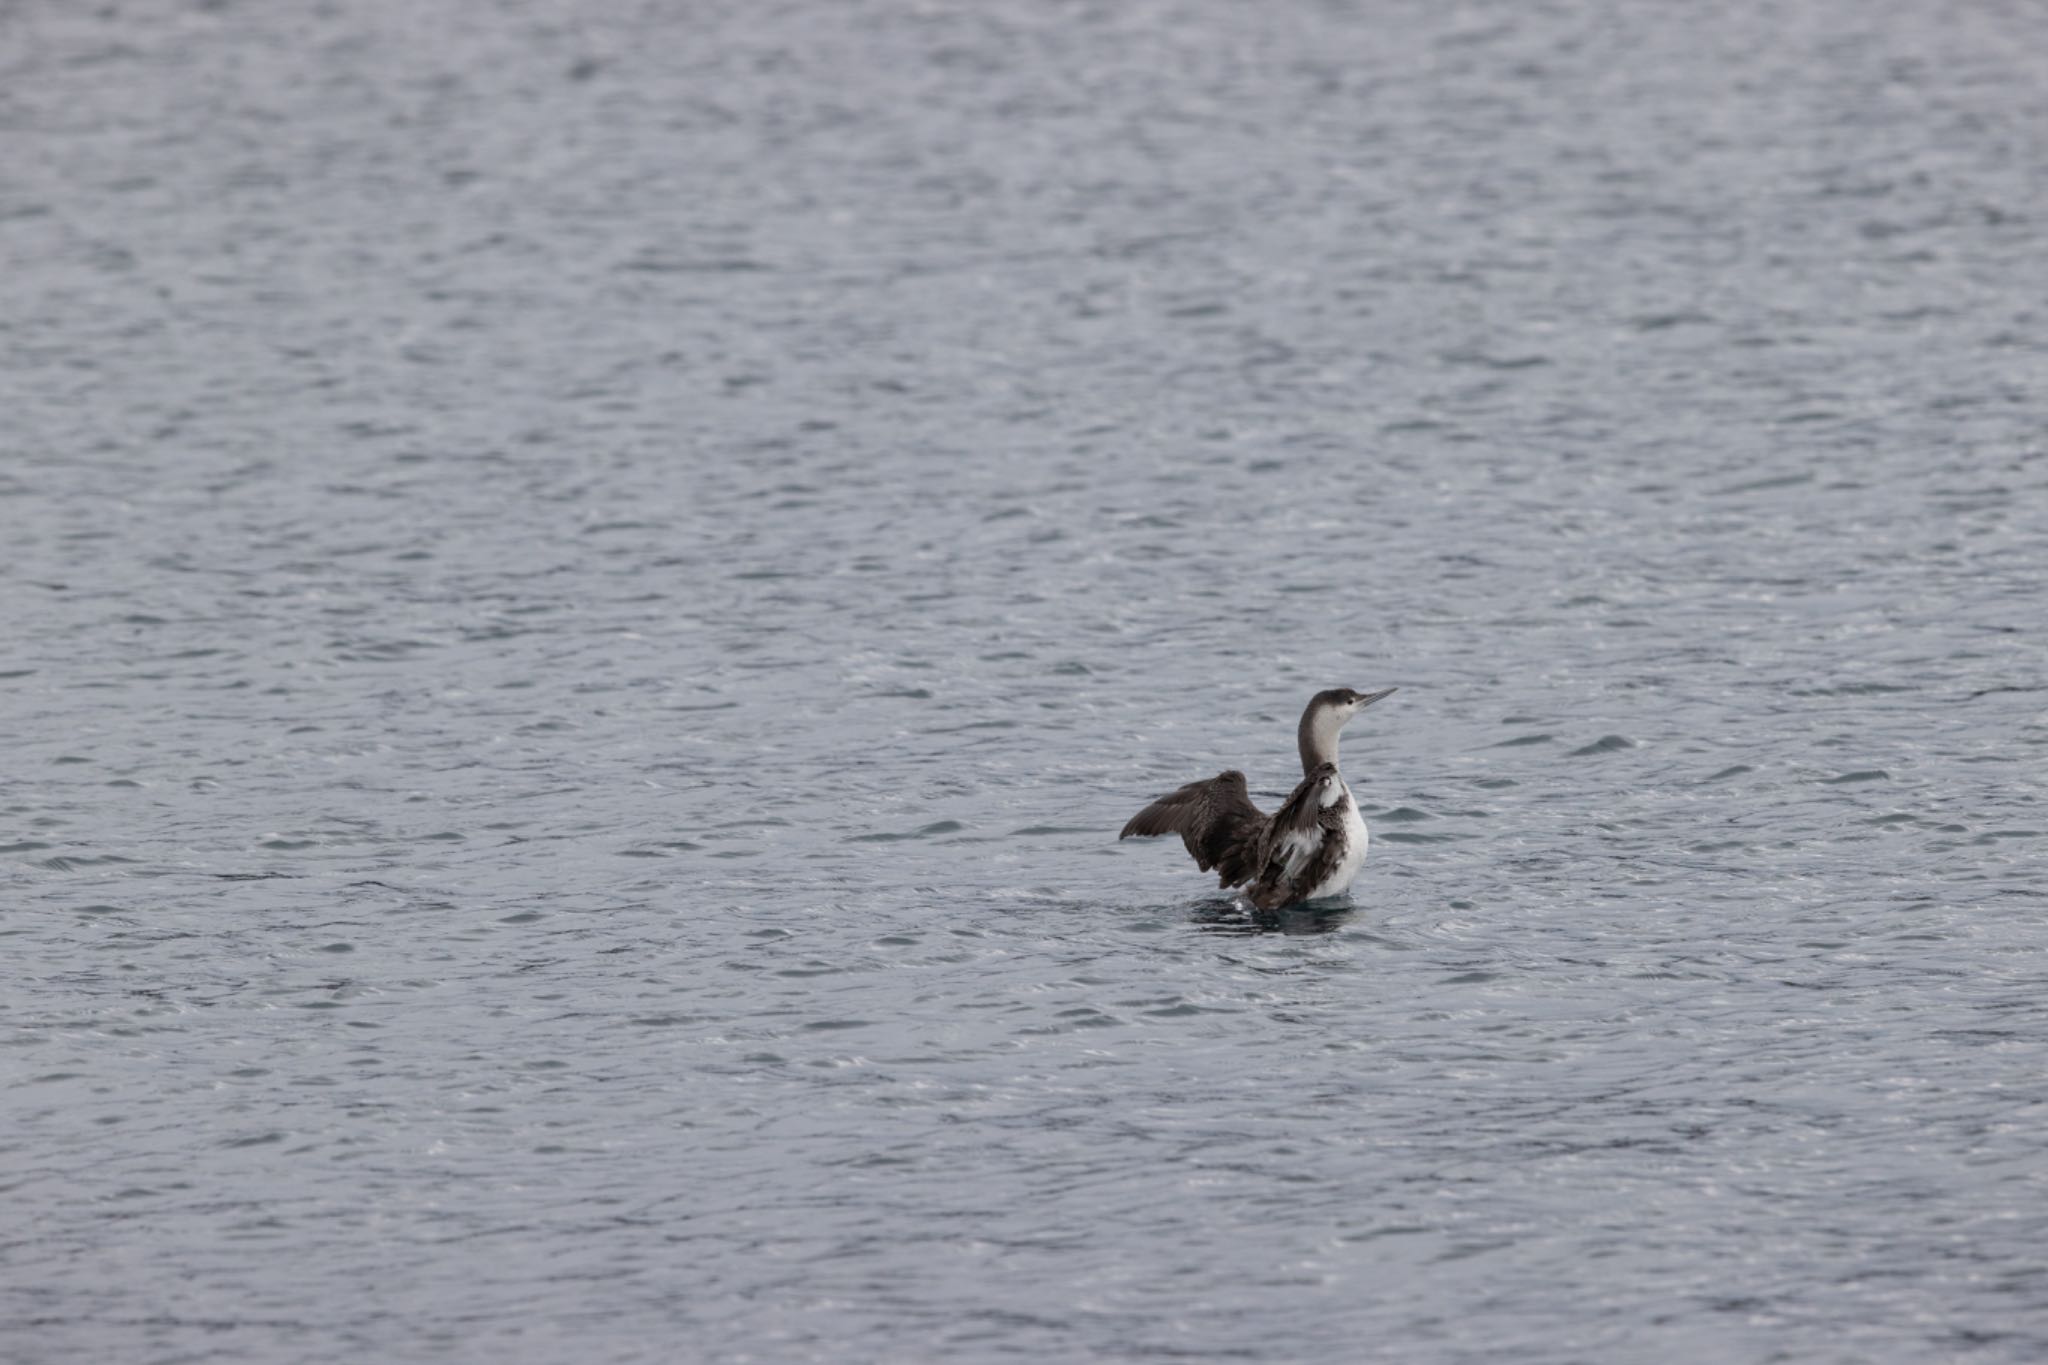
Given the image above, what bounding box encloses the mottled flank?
[5,0,2048,1363]
[1246,762,1352,911]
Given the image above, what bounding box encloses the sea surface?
[5,1,2047,1361]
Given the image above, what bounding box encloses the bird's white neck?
[1298,706,1347,776]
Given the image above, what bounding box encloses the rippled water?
[6,1,2048,1360]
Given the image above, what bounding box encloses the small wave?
[845,820,964,843]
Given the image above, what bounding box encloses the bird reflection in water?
[1187,896,1357,937]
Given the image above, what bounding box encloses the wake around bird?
[1119,687,1397,910]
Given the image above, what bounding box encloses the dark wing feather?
[1119,770,1266,888]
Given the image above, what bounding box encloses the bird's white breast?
[1305,785,1370,900]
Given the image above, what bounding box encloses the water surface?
[4,1,2047,1361]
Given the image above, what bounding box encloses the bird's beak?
[1355,687,1398,709]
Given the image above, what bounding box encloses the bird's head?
[1298,686,1398,773]
[1311,686,1398,725]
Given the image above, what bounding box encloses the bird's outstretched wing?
[1119,769,1266,889]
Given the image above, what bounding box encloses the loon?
[1118,687,1397,910]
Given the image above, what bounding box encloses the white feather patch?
[1278,827,1322,879]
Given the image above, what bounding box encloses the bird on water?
[1119,688,1397,910]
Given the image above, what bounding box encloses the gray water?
[5,1,2047,1361]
